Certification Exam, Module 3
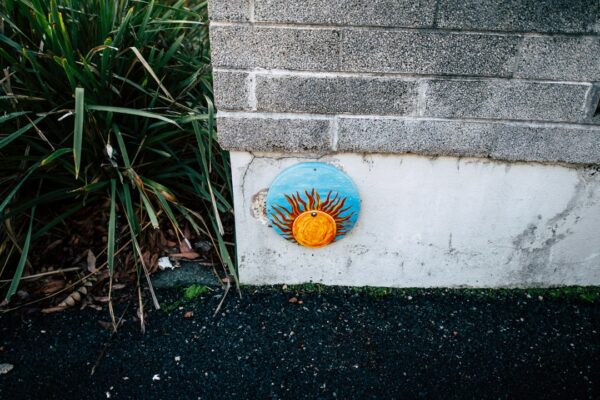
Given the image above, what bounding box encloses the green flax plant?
[0,0,235,311]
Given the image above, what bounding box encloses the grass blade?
[107,179,117,275]
[3,206,36,304]
[129,46,174,102]
[0,116,45,150]
[73,87,85,179]
[0,111,29,124]
[192,120,224,235]
[40,148,71,166]
[0,166,37,215]
[112,124,131,168]
[87,105,181,128]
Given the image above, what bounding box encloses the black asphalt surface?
[0,287,599,400]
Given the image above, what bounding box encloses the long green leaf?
[107,179,117,275]
[87,105,181,128]
[139,189,160,229]
[192,119,224,235]
[0,166,37,215]
[4,206,36,303]
[0,116,45,150]
[119,183,139,236]
[41,148,71,166]
[112,124,131,168]
[73,87,85,178]
[0,111,29,124]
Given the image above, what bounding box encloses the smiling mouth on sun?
[270,189,355,248]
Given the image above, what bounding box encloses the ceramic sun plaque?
[266,162,360,248]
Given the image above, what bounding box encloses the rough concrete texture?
[212,70,251,111]
[337,118,600,165]
[209,1,600,288]
[423,80,591,122]
[209,25,340,71]
[217,115,332,153]
[491,126,600,164]
[341,30,600,81]
[231,151,600,287]
[209,0,599,35]
[341,29,520,77]
[337,118,497,157]
[253,0,436,27]
[218,115,600,165]
[207,0,249,21]
[511,36,600,82]
[255,74,419,115]
[210,25,600,82]
[436,0,600,33]
[152,261,220,288]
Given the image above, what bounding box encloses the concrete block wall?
[210,0,600,165]
[209,1,600,287]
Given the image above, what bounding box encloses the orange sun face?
[270,189,354,248]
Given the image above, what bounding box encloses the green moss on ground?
[255,284,600,303]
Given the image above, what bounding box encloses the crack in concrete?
[240,152,256,211]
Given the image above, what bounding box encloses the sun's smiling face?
[270,189,354,248]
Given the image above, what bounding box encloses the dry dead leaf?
[45,239,63,252]
[40,280,66,295]
[41,306,67,314]
[179,238,192,253]
[184,311,193,318]
[288,297,299,304]
[170,252,200,260]
[87,249,97,273]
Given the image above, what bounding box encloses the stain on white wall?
[231,151,600,287]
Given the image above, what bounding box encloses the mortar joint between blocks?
[248,71,257,111]
[249,0,255,23]
[416,79,429,117]
[331,116,340,151]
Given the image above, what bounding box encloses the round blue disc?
[266,162,360,247]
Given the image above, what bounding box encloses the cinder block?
[210,25,341,71]
[423,80,590,122]
[337,117,600,164]
[436,0,599,33]
[255,74,419,115]
[491,125,600,164]
[208,0,250,21]
[337,118,495,157]
[213,71,252,111]
[211,25,600,81]
[254,0,435,27]
[217,116,333,152]
[340,30,520,77]
[512,36,600,82]
[588,85,600,124]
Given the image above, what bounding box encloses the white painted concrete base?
[231,152,600,287]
